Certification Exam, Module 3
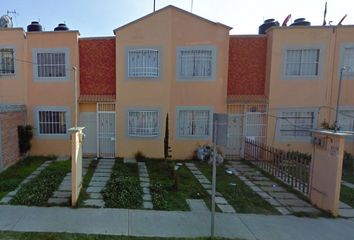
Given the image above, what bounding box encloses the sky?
[1,0,354,37]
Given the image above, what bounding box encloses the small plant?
[134,151,146,161]
[320,120,336,131]
[164,114,172,161]
[150,183,168,210]
[18,125,33,156]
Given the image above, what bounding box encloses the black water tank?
[27,21,42,32]
[258,19,280,34]
[290,18,311,26]
[54,23,69,31]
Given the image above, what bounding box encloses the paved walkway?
[227,161,320,215]
[0,160,54,204]
[137,162,153,209]
[48,158,92,205]
[185,162,236,213]
[1,205,354,239]
[83,158,115,207]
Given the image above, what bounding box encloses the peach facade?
[265,26,354,154]
[115,7,230,159]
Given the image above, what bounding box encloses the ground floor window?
[278,110,315,138]
[38,111,67,134]
[338,110,354,131]
[128,110,159,137]
[177,107,212,138]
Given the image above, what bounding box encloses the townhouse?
[1,5,354,169]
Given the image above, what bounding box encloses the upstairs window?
[285,49,320,77]
[343,47,354,76]
[37,52,66,77]
[33,48,70,81]
[127,49,159,78]
[0,48,15,75]
[177,46,216,80]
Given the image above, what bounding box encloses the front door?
[97,103,116,158]
[225,114,243,158]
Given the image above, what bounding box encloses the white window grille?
[38,111,67,134]
[343,47,354,75]
[338,110,354,131]
[178,110,210,137]
[128,49,159,77]
[285,49,320,76]
[279,111,314,137]
[0,48,15,75]
[128,111,159,137]
[179,49,212,77]
[37,52,66,78]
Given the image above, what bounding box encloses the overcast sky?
[2,0,354,37]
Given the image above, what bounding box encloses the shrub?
[103,175,142,209]
[134,151,146,161]
[150,183,168,210]
[18,125,33,156]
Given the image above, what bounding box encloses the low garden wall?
[0,105,26,170]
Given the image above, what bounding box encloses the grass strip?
[0,156,55,200]
[10,160,70,206]
[195,161,278,214]
[102,159,143,209]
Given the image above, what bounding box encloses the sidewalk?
[1,205,354,240]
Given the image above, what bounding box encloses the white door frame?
[97,102,116,158]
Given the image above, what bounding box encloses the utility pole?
[334,66,350,131]
[211,120,217,237]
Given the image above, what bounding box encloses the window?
[343,47,354,75]
[0,48,15,75]
[127,49,159,78]
[37,52,66,77]
[38,111,67,134]
[33,48,70,81]
[338,110,354,131]
[128,110,159,137]
[285,48,320,76]
[279,111,315,137]
[177,109,211,137]
[177,46,216,80]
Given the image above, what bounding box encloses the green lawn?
[195,161,279,214]
[146,159,210,211]
[0,156,54,200]
[10,160,70,206]
[77,160,99,207]
[340,185,354,208]
[0,232,233,240]
[102,159,143,209]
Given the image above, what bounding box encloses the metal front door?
[225,114,243,158]
[244,112,267,143]
[97,103,116,158]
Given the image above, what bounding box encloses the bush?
[150,183,168,210]
[134,151,146,161]
[18,125,33,156]
[103,175,142,208]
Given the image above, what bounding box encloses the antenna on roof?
[191,0,194,12]
[153,0,156,12]
[338,14,347,25]
[323,2,327,25]
[282,14,292,26]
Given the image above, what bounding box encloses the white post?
[211,120,217,237]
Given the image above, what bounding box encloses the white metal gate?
[225,112,267,159]
[97,103,116,158]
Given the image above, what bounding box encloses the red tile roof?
[79,37,116,96]
[227,35,267,96]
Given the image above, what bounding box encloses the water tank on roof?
[258,19,280,34]
[27,21,42,32]
[54,23,69,31]
[0,15,13,28]
[290,18,311,26]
